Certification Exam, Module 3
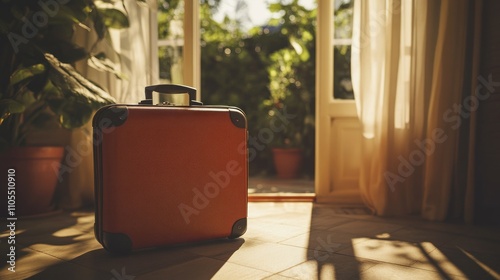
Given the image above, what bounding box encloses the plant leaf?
[40,80,64,101]
[51,5,90,28]
[0,99,25,114]
[98,8,130,29]
[10,64,46,86]
[290,36,309,62]
[88,54,127,79]
[43,53,115,112]
[58,97,94,129]
[0,99,25,125]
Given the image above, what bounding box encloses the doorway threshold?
[248,176,315,202]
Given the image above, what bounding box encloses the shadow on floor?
[26,239,245,280]
[0,210,81,272]
[302,204,500,279]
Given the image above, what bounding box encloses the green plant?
[261,0,316,177]
[264,48,314,149]
[263,1,315,149]
[0,0,141,151]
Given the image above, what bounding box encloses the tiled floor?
[1,202,500,280]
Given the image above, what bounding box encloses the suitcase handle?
[143,84,199,106]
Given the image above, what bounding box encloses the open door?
[315,0,363,204]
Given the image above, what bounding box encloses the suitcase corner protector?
[229,218,247,239]
[94,105,129,128]
[102,231,133,254]
[229,108,246,129]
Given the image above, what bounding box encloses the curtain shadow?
[305,204,500,279]
[304,204,365,279]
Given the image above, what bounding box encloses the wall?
[475,0,500,224]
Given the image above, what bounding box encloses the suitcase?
[93,84,248,254]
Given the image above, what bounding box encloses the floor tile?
[278,253,378,280]
[389,227,460,247]
[411,245,500,279]
[279,230,364,253]
[253,212,313,229]
[18,260,109,280]
[263,274,299,279]
[71,246,201,276]
[27,231,102,261]
[309,216,354,231]
[359,262,468,280]
[0,247,67,280]
[327,220,404,237]
[215,242,309,273]
[337,238,438,266]
[180,237,249,257]
[69,211,96,234]
[247,202,313,219]
[2,215,87,248]
[417,222,500,241]
[244,219,309,243]
[136,257,271,280]
[2,202,499,279]
[447,235,500,254]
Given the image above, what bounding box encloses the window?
[158,0,185,84]
[333,0,354,99]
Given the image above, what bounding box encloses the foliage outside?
[199,0,317,177]
[0,0,142,152]
[158,0,354,177]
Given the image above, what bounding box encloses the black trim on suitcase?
[93,126,104,246]
[102,231,133,254]
[229,218,247,239]
[229,108,246,128]
[94,106,129,127]
[93,105,129,248]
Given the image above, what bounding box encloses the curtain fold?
[59,1,154,209]
[421,0,469,220]
[352,0,476,221]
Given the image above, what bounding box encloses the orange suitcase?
[93,85,247,254]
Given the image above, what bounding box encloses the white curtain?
[351,0,472,220]
[59,0,156,209]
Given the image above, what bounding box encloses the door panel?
[315,0,362,204]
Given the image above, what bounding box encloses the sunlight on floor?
[2,202,500,279]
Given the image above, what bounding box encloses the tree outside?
[157,0,354,179]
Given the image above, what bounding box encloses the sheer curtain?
[59,0,156,209]
[351,0,476,221]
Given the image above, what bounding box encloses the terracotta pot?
[272,148,303,179]
[0,146,64,217]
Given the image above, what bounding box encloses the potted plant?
[258,0,315,179]
[0,0,134,216]
[263,47,315,179]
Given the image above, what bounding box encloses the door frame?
[315,0,363,204]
